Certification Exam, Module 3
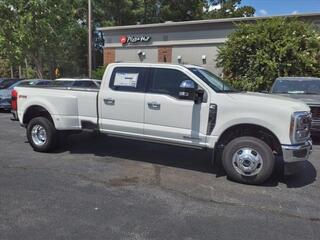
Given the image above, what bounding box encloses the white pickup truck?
[13,63,312,184]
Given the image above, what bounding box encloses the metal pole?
[10,66,14,78]
[25,58,28,79]
[18,66,22,78]
[88,0,92,78]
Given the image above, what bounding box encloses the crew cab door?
[99,66,148,135]
[144,67,210,146]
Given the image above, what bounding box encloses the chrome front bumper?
[282,140,312,163]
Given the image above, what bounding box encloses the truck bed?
[15,86,99,130]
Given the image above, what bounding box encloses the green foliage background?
[217,18,320,91]
[0,0,88,78]
[0,59,10,77]
[92,65,107,80]
[0,0,255,79]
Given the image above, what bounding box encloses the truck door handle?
[104,98,115,105]
[148,102,161,110]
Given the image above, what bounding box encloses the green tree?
[205,0,255,19]
[94,0,255,26]
[0,0,88,78]
[94,0,145,26]
[141,0,161,24]
[92,65,107,80]
[217,18,320,91]
[0,0,257,77]
[0,59,10,77]
[159,0,206,22]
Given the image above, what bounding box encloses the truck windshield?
[272,79,320,94]
[188,68,238,93]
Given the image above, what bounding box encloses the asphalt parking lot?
[0,111,319,240]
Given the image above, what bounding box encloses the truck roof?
[55,78,101,82]
[108,62,203,70]
[276,77,320,81]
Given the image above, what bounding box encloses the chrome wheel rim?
[31,124,47,146]
[232,147,263,176]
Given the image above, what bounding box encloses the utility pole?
[88,0,92,78]
[144,0,147,24]
[18,66,22,78]
[25,58,28,79]
[10,66,14,78]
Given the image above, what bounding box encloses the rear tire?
[222,136,275,185]
[27,117,58,152]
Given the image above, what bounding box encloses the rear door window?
[109,67,148,92]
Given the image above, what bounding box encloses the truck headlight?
[290,112,311,144]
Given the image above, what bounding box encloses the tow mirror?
[179,80,196,101]
[195,89,205,104]
[179,80,204,104]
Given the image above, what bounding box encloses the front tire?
[222,136,275,185]
[27,117,58,152]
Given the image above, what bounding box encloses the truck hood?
[227,92,310,112]
[273,93,320,106]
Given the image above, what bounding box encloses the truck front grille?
[310,106,320,120]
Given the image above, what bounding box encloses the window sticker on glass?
[114,72,139,88]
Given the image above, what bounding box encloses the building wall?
[158,47,172,63]
[103,48,115,65]
[116,47,158,63]
[172,45,222,74]
[100,14,320,75]
[103,28,229,73]
[102,26,231,48]
[112,45,222,74]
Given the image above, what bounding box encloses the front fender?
[211,105,292,146]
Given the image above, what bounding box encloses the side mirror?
[179,80,196,100]
[195,89,205,104]
[179,80,204,104]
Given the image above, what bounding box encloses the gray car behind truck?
[270,77,320,135]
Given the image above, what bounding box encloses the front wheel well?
[216,124,282,156]
[23,106,54,126]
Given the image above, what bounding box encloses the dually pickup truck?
[13,63,312,184]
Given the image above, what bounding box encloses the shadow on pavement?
[282,161,317,188]
[53,132,317,188]
[0,109,11,113]
[311,135,320,145]
[262,160,317,188]
[56,132,218,175]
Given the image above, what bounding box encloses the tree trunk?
[18,66,22,78]
[25,58,28,79]
[10,66,14,78]
[144,0,147,23]
[34,57,44,79]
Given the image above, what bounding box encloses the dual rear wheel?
[27,117,58,152]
